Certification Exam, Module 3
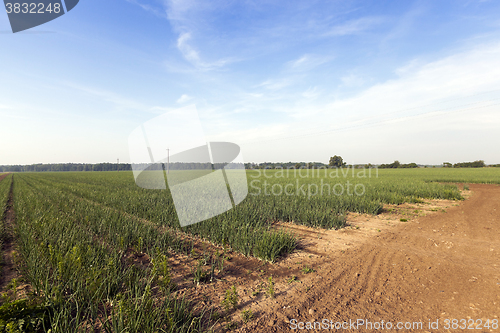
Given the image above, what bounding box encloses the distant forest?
[0,160,498,172]
[0,162,244,172]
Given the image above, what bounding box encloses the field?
[0,168,499,332]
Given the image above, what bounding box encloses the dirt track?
[0,173,9,183]
[242,184,500,332]
[0,175,27,298]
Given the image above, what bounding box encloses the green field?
[0,174,11,219]
[0,174,12,263]
[387,167,500,184]
[0,168,499,332]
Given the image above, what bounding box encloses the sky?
[1,0,500,165]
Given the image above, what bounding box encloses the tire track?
[246,184,500,332]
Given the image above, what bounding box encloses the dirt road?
[245,184,500,332]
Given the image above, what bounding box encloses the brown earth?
[0,173,9,183]
[228,183,499,332]
[170,184,498,332]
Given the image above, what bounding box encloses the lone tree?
[329,155,346,168]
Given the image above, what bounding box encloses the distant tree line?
[245,161,329,169]
[0,162,246,172]
[378,161,419,169]
[246,156,348,169]
[448,160,486,168]
[137,162,244,171]
[1,158,498,173]
[0,163,133,172]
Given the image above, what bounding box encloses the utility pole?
[117,158,119,171]
[166,148,169,174]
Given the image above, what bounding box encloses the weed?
[193,260,207,285]
[301,266,315,274]
[221,286,238,311]
[137,237,143,253]
[241,309,254,323]
[400,218,407,222]
[210,310,221,321]
[152,254,174,292]
[225,321,238,330]
[7,278,18,301]
[266,276,275,299]
[0,299,52,332]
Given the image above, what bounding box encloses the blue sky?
[1,0,500,165]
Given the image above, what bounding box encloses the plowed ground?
[0,173,9,183]
[239,184,500,332]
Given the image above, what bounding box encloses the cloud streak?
[176,94,193,104]
[209,40,500,164]
[175,32,236,70]
[325,17,384,36]
[286,54,333,71]
[125,0,168,19]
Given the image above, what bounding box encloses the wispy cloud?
[175,30,237,71]
[302,86,321,99]
[63,82,151,113]
[214,40,500,163]
[340,73,367,87]
[286,54,332,71]
[176,32,200,64]
[257,78,294,90]
[164,0,199,23]
[176,94,193,104]
[0,104,29,119]
[325,17,384,36]
[125,0,168,19]
[161,1,240,71]
[208,123,291,145]
[379,4,425,46]
[303,41,500,124]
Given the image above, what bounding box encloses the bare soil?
[230,183,499,332]
[163,184,498,332]
[0,173,9,183]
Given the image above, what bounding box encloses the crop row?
[33,169,463,229]
[10,174,210,332]
[22,172,297,262]
[401,167,500,184]
[0,174,12,281]
[0,173,11,222]
[14,169,464,266]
